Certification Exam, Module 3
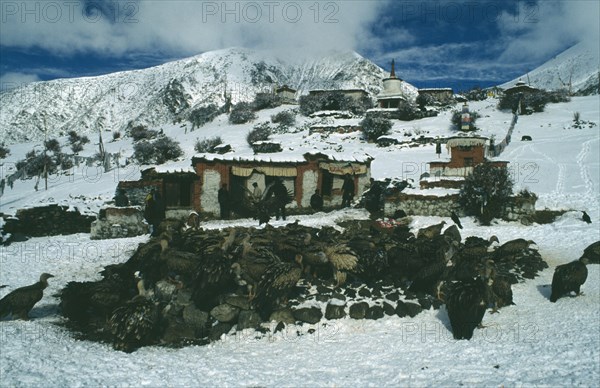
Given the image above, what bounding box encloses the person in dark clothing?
[114,188,130,207]
[272,178,288,221]
[341,174,355,208]
[218,184,230,219]
[310,189,323,212]
[365,178,382,215]
[150,190,165,236]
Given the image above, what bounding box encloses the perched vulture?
[580,241,600,264]
[109,275,162,352]
[0,273,54,320]
[324,243,359,287]
[494,239,535,258]
[254,255,303,319]
[417,221,447,239]
[550,257,589,302]
[443,224,462,244]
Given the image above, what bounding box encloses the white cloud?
[0,72,41,90]
[0,0,394,58]
[497,0,600,62]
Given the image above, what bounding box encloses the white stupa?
[377,60,407,108]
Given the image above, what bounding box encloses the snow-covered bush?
[0,143,10,159]
[229,102,257,124]
[67,130,90,154]
[129,125,158,141]
[498,89,570,114]
[416,93,437,109]
[195,136,223,153]
[271,110,296,128]
[112,131,121,141]
[360,116,392,142]
[462,87,487,101]
[299,91,373,116]
[247,122,271,145]
[163,79,190,115]
[134,137,183,165]
[459,163,513,225]
[396,100,422,121]
[189,104,220,129]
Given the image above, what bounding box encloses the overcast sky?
[1,0,598,91]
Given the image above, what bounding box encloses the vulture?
[582,211,592,224]
[417,221,446,239]
[450,211,463,229]
[59,271,135,328]
[445,260,495,340]
[581,241,599,264]
[109,274,162,352]
[0,273,54,320]
[324,243,359,287]
[253,255,303,319]
[443,224,462,244]
[550,257,589,302]
[494,239,536,258]
[231,234,281,299]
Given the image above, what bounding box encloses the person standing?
[251,182,262,203]
[310,189,323,212]
[218,183,230,219]
[144,188,156,234]
[341,174,355,208]
[272,178,288,221]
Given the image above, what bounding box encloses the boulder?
[224,295,252,310]
[293,307,323,324]
[210,304,240,323]
[383,301,396,316]
[349,302,369,319]
[183,305,210,330]
[209,323,233,342]
[395,301,423,318]
[325,300,346,320]
[365,305,384,320]
[269,308,296,325]
[237,310,262,330]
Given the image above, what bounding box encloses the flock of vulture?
[1,216,598,352]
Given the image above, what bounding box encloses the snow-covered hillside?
[0,48,418,145]
[500,41,599,94]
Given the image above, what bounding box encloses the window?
[164,179,193,207]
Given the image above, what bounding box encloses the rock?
[325,301,346,320]
[349,302,369,319]
[210,304,240,323]
[418,298,432,310]
[317,285,333,294]
[332,292,346,301]
[224,295,252,310]
[396,301,423,318]
[383,301,396,316]
[316,294,330,303]
[183,305,210,330]
[162,320,197,344]
[358,287,372,298]
[385,292,400,302]
[293,307,323,324]
[365,305,384,320]
[177,289,193,306]
[154,280,178,302]
[209,323,233,342]
[269,308,296,325]
[237,310,262,330]
[344,288,357,298]
[371,288,382,298]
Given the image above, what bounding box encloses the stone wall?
[383,191,537,222]
[1,205,96,237]
[90,206,149,239]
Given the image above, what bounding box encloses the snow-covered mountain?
[0,48,416,144]
[500,41,599,94]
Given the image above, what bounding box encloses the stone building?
[118,153,372,219]
[417,88,454,103]
[275,85,297,104]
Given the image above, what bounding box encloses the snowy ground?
[1,96,599,386]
